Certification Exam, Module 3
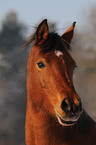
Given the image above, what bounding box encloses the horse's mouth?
[56,114,77,126]
[54,109,81,126]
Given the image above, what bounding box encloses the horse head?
[26,19,82,126]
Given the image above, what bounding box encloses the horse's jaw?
[54,108,82,127]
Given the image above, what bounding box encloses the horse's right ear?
[35,19,49,44]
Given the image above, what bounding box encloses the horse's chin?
[54,109,81,127]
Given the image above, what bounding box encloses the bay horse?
[25,19,96,145]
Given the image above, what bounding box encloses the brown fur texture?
[25,19,96,145]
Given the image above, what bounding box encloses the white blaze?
[55,50,63,57]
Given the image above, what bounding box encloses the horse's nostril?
[61,98,70,112]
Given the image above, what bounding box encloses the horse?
[25,19,96,145]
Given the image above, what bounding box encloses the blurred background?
[0,0,96,145]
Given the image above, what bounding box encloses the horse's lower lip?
[57,115,76,126]
[54,109,80,126]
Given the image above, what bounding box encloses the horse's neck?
[26,102,75,145]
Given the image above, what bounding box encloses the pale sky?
[0,0,96,33]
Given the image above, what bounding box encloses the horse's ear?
[35,19,49,44]
[62,22,76,44]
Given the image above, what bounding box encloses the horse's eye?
[37,62,46,69]
[74,65,78,69]
[75,65,78,68]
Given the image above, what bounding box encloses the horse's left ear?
[35,19,49,44]
[62,22,76,44]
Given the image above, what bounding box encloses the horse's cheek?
[36,68,51,88]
